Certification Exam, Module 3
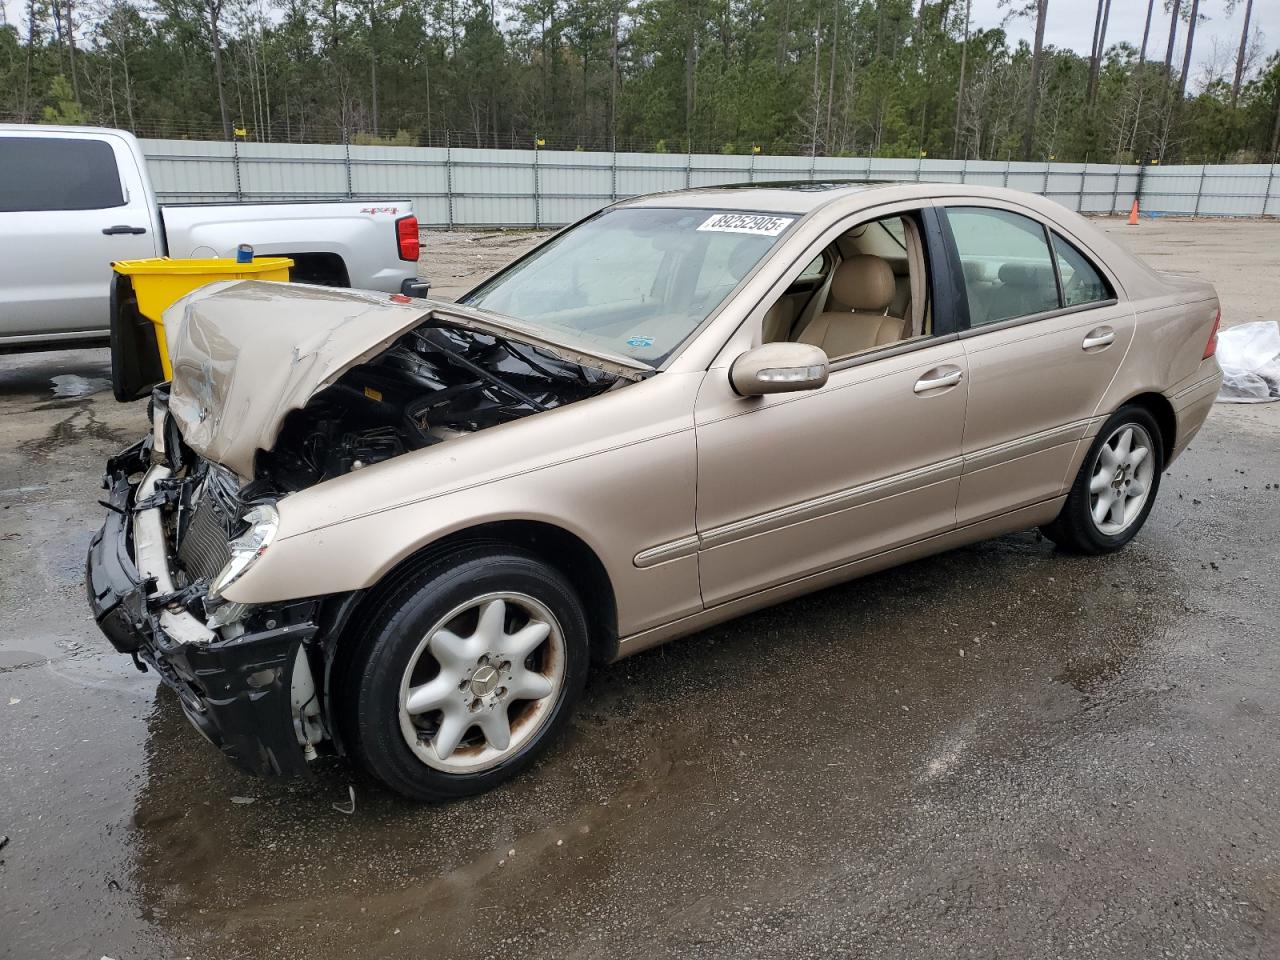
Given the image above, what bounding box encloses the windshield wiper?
[499,338,603,386]
[411,328,550,412]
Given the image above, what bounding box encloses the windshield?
[460,206,797,364]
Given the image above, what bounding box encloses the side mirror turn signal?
[729,342,830,396]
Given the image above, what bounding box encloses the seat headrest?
[831,255,895,312]
[962,260,990,283]
[998,262,1055,287]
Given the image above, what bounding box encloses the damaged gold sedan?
[87,183,1222,799]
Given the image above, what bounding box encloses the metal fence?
[138,139,1280,226]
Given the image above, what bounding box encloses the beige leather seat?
[987,262,1058,323]
[795,255,902,358]
[762,297,797,343]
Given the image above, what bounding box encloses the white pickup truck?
[0,124,425,351]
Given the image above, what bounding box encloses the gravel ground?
[418,228,550,300]
[1,216,1279,960]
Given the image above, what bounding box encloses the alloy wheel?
[1088,422,1156,536]
[397,592,566,774]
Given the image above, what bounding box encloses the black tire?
[336,545,589,801]
[1040,404,1164,555]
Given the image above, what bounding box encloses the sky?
[979,0,1272,90]
[1,0,1274,94]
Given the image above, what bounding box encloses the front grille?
[176,466,241,585]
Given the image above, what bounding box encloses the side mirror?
[729,342,830,396]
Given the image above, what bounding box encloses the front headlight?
[209,504,279,598]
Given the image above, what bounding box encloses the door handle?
[913,368,963,394]
[102,225,147,236]
[1082,327,1115,350]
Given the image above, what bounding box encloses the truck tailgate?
[159,201,418,293]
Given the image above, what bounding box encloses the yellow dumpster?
[109,257,293,402]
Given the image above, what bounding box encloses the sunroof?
[716,180,891,192]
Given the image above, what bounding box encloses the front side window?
[762,211,932,358]
[1052,234,1112,307]
[0,137,125,212]
[946,207,1060,326]
[461,206,796,364]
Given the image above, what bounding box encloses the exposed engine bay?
[256,324,621,490]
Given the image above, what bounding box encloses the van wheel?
[338,546,589,801]
[1041,405,1163,555]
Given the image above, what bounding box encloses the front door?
[0,132,158,343]
[693,205,968,607]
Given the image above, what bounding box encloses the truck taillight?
[396,215,420,262]
[1203,308,1221,360]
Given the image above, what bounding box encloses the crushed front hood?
[164,281,650,479]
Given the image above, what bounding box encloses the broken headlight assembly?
[209,503,279,600]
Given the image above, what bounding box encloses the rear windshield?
[0,137,126,212]
[460,206,797,364]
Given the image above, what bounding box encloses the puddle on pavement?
[50,373,112,398]
[118,528,1186,958]
[18,399,130,461]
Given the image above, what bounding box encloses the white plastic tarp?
[1216,321,1280,403]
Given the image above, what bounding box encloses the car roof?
[619,181,895,214]
[0,122,142,141]
[618,180,1118,217]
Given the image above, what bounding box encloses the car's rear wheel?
[1041,405,1163,555]
[337,546,589,800]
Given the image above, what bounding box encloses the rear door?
[0,132,158,343]
[938,202,1135,525]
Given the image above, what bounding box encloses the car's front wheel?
[1041,404,1163,554]
[337,546,589,800]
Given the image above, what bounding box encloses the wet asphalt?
[3,221,1280,959]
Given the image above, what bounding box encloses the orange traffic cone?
[1127,199,1140,225]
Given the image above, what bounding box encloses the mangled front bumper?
[85,441,319,777]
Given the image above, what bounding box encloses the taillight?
[1203,308,1221,359]
[396,215,420,262]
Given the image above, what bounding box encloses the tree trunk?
[1021,0,1048,161]
[1176,0,1200,103]
[261,27,271,135]
[63,0,81,102]
[953,0,971,157]
[208,1,231,139]
[810,13,821,156]
[1087,0,1104,93]
[1139,0,1155,65]
[1271,85,1280,157]
[609,2,620,144]
[369,8,379,134]
[1231,0,1253,108]
[1163,0,1182,75]
[825,0,838,147]
[1129,78,1146,158]
[684,1,698,145]
[122,47,136,129]
[22,0,38,117]
[776,0,790,71]
[1087,0,1111,105]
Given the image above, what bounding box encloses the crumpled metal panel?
[164,280,649,479]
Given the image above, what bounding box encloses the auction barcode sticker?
[696,213,794,236]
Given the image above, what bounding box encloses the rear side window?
[1052,234,1112,307]
[946,207,1059,326]
[796,253,827,283]
[0,137,125,212]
